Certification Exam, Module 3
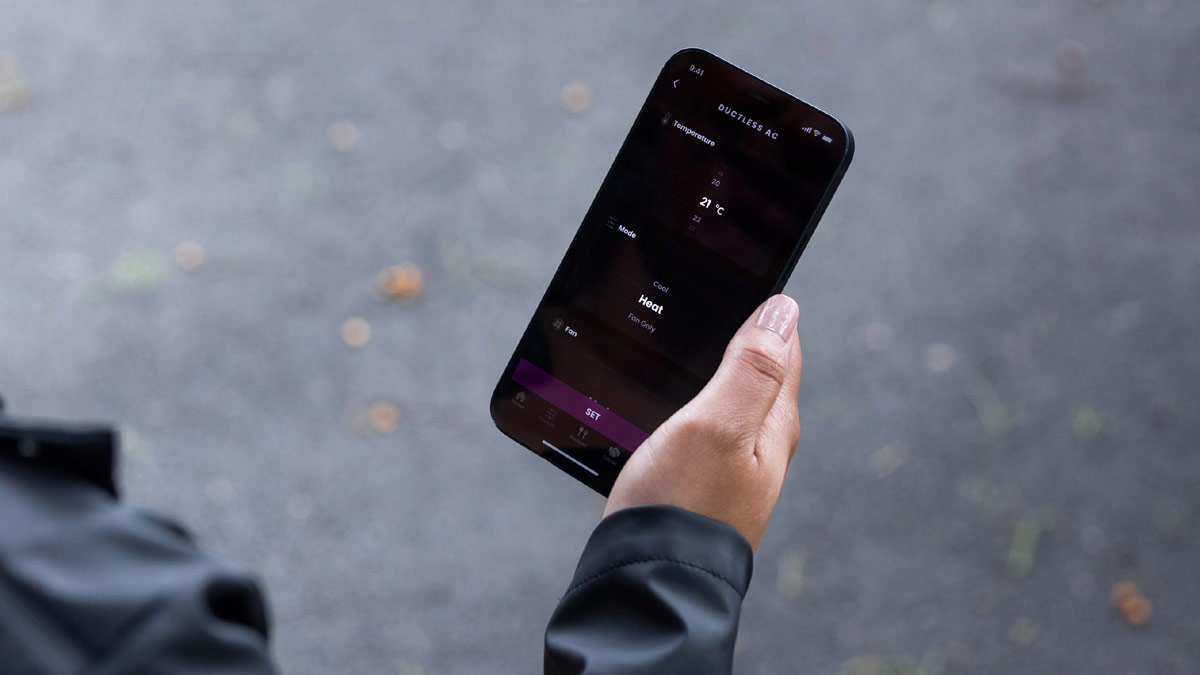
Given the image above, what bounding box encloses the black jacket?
[0,415,752,674]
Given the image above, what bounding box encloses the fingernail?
[756,295,798,341]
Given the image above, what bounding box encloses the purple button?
[512,359,651,452]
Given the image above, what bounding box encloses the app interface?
[491,51,851,492]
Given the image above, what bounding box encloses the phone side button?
[541,440,599,477]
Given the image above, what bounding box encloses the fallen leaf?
[377,264,423,299]
[560,81,592,114]
[777,550,805,598]
[329,121,361,151]
[868,442,910,479]
[341,317,371,348]
[1073,404,1105,438]
[174,241,205,270]
[1007,514,1042,578]
[1008,617,1038,645]
[1111,581,1151,625]
[369,401,399,432]
[0,51,33,110]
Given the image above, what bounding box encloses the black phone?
[490,48,853,495]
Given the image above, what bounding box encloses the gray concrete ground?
[2,1,1198,673]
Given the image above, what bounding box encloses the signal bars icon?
[802,127,835,143]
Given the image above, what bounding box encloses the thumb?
[687,294,799,443]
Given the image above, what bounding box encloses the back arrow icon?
[673,79,679,88]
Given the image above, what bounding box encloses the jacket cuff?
[567,505,753,598]
[0,414,118,498]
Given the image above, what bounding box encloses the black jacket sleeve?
[3,413,751,675]
[545,505,754,675]
[0,415,278,675]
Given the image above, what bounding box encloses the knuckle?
[674,416,720,441]
[787,418,802,448]
[730,341,787,386]
[674,415,740,449]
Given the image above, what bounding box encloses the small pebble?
[807,30,834,57]
[205,477,234,505]
[436,120,467,150]
[1057,40,1087,71]
[925,343,957,372]
[862,322,893,352]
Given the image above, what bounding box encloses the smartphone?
[490,48,853,495]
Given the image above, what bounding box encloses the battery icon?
[821,136,832,143]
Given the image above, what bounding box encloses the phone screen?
[490,49,853,494]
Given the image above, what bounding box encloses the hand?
[605,294,803,550]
